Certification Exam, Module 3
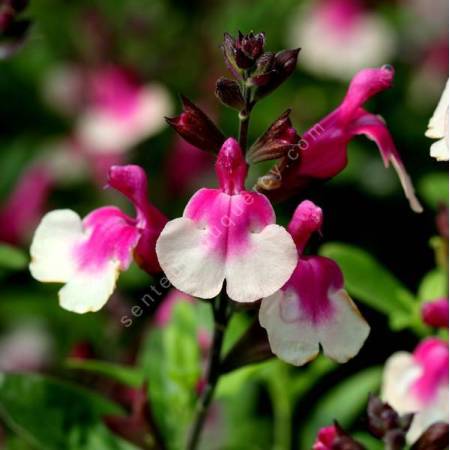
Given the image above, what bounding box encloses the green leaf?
[137,301,211,450]
[299,366,382,449]
[417,269,447,302]
[0,373,138,450]
[320,243,416,330]
[418,172,449,210]
[0,244,28,271]
[66,359,145,388]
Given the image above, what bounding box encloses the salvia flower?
[156,138,297,303]
[259,200,370,366]
[288,0,395,80]
[425,79,449,161]
[382,337,449,443]
[257,65,423,213]
[29,165,166,313]
[76,66,171,153]
[421,298,449,329]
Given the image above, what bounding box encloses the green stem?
[239,82,253,152]
[186,290,229,450]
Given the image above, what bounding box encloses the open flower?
[257,65,423,213]
[382,337,449,443]
[259,200,370,366]
[288,0,395,80]
[29,165,166,313]
[425,79,449,161]
[156,138,297,303]
[76,66,172,153]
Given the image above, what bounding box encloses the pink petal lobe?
[77,206,140,272]
[288,200,323,252]
[412,337,449,405]
[340,65,394,121]
[215,138,248,194]
[349,110,423,212]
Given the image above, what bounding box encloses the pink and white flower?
[288,0,395,80]
[382,337,449,443]
[156,138,298,303]
[425,79,449,161]
[44,64,172,154]
[29,165,166,313]
[257,65,423,213]
[259,200,370,366]
[76,66,172,153]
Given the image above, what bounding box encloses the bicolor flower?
[257,65,423,213]
[425,79,449,161]
[76,66,172,153]
[288,0,395,80]
[259,200,370,366]
[0,165,53,245]
[382,337,449,443]
[44,64,172,154]
[29,165,167,313]
[156,138,297,303]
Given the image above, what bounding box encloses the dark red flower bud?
[240,31,265,60]
[215,77,245,110]
[411,422,449,450]
[166,96,225,154]
[0,6,14,32]
[221,31,266,76]
[253,48,300,99]
[247,109,300,163]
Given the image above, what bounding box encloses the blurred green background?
[0,0,448,449]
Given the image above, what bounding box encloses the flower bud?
[367,395,412,442]
[221,31,266,77]
[247,109,300,163]
[215,77,245,110]
[421,298,449,329]
[166,96,225,154]
[253,48,300,99]
[411,422,449,450]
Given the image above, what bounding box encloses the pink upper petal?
[215,138,248,194]
[412,337,449,405]
[108,165,167,273]
[75,206,140,272]
[339,65,394,121]
[421,298,449,329]
[288,200,323,252]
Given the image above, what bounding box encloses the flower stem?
[186,289,230,450]
[239,82,253,152]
